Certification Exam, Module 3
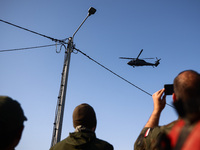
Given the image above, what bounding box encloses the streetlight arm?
[72,14,89,39]
[72,7,96,39]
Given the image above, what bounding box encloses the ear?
[91,126,96,132]
[172,93,176,103]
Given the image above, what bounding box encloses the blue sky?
[0,1,200,150]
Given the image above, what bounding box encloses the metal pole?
[50,7,96,148]
[51,37,73,147]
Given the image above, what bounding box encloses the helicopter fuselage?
[127,59,153,66]
[127,59,160,67]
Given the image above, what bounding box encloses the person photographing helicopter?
[155,70,200,150]
[134,70,200,150]
[134,88,179,150]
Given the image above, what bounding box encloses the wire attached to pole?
[0,44,60,53]
[0,19,62,42]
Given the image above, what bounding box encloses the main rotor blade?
[143,58,155,59]
[136,49,143,59]
[119,57,135,59]
[119,57,154,59]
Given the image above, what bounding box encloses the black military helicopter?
[119,49,161,67]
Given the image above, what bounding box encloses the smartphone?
[164,84,174,95]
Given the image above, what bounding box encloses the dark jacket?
[134,120,178,150]
[50,130,113,150]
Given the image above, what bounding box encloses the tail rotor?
[155,57,161,67]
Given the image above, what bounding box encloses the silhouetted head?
[0,96,27,150]
[73,103,97,131]
[173,70,200,122]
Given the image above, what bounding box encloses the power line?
[0,44,60,52]
[75,48,174,108]
[0,19,62,42]
[75,47,151,95]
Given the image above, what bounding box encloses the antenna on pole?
[50,7,96,147]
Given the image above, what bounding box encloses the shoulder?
[134,127,160,150]
[49,138,68,150]
[134,121,177,150]
[94,138,114,150]
[161,120,179,134]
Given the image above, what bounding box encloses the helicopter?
[119,49,161,67]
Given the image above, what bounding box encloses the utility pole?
[51,7,96,147]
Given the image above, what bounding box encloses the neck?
[75,125,94,132]
[185,113,200,124]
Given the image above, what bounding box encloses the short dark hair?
[174,70,200,103]
[73,103,97,129]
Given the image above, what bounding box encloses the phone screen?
[164,84,174,95]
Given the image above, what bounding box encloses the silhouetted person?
[156,70,200,150]
[50,103,113,150]
[0,96,27,150]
